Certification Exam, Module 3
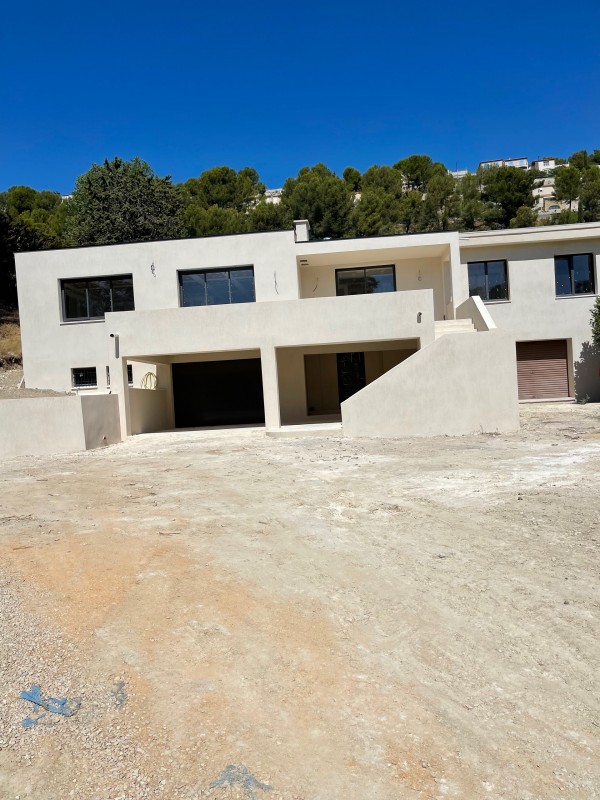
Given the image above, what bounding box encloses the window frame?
[61,274,135,322]
[554,253,596,297]
[71,367,97,389]
[467,259,510,303]
[106,365,134,387]
[334,265,397,297]
[178,266,256,307]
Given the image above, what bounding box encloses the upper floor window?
[468,260,509,302]
[554,254,595,296]
[179,267,255,307]
[335,265,395,296]
[62,275,134,321]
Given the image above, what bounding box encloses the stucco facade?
[13,220,600,444]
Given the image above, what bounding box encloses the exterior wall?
[15,230,297,392]
[13,221,600,443]
[531,159,559,172]
[460,228,600,400]
[0,397,85,457]
[107,290,434,434]
[304,354,339,416]
[80,394,121,449]
[456,296,496,331]
[277,349,309,423]
[479,159,528,170]
[342,332,520,438]
[0,394,120,458]
[295,231,461,321]
[129,388,173,435]
[299,257,446,319]
[15,229,460,409]
[106,291,434,359]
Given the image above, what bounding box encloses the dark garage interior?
[172,359,265,428]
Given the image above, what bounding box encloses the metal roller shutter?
[516,340,570,400]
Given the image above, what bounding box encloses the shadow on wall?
[574,341,600,402]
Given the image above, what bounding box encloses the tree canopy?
[554,166,582,213]
[481,167,536,227]
[66,157,186,246]
[281,164,354,240]
[183,166,264,212]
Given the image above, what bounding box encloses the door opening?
[336,352,366,403]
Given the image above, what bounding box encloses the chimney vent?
[294,219,310,243]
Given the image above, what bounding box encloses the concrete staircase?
[434,318,476,339]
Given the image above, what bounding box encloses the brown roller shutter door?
[516,340,570,400]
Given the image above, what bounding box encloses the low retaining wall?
[0,394,121,458]
[341,331,520,437]
[129,388,172,435]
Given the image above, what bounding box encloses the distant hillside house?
[448,169,470,180]
[531,156,563,172]
[265,188,282,204]
[479,157,529,171]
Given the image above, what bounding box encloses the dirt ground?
[0,404,599,800]
[0,367,67,399]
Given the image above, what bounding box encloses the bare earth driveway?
[0,404,599,800]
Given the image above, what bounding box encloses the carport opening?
[305,349,413,414]
[277,339,419,425]
[172,358,265,428]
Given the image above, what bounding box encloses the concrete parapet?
[341,331,520,438]
[0,394,120,459]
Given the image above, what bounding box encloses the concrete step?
[434,319,477,339]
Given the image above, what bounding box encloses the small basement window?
[106,365,133,386]
[72,367,97,388]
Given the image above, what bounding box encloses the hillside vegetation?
[0,309,21,366]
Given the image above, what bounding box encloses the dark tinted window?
[467,262,486,299]
[62,275,134,320]
[468,261,509,301]
[112,278,135,311]
[63,281,88,319]
[554,254,595,295]
[179,267,255,307]
[554,257,571,295]
[336,265,395,296]
[180,272,207,307]
[230,268,255,303]
[72,367,97,388]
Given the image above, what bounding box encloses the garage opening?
[172,359,265,428]
[516,340,570,400]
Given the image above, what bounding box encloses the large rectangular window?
[179,267,255,307]
[62,275,134,320]
[554,254,595,296]
[468,260,509,301]
[335,265,396,296]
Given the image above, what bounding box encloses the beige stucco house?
[13,220,600,445]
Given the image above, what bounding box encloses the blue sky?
[1,0,599,194]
